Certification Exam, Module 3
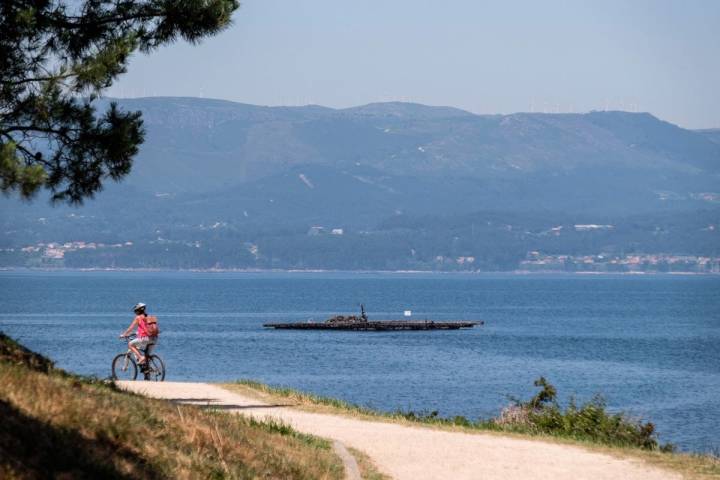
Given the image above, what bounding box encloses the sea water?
[1,271,718,452]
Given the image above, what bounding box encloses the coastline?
[1,266,718,276]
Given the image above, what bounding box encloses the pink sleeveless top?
[136,315,149,338]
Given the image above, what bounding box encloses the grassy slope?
[226,380,720,480]
[0,333,343,480]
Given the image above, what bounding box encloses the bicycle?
[111,334,165,381]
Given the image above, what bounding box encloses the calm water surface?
[1,271,718,452]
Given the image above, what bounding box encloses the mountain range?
[2,97,718,270]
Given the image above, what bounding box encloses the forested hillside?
[2,98,718,271]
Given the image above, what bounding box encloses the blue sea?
[1,271,718,452]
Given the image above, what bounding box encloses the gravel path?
[118,381,679,480]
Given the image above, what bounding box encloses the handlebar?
[120,333,137,341]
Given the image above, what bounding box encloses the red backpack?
[145,315,160,337]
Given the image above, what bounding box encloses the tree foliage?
[0,0,239,203]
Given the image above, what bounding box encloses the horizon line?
[96,94,692,125]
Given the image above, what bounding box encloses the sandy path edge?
[117,381,680,480]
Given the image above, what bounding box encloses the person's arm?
[120,317,139,338]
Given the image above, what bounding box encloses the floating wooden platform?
[263,320,482,331]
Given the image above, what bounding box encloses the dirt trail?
[118,381,679,480]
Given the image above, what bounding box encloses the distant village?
[12,241,133,260]
[519,251,720,274]
[3,239,719,273]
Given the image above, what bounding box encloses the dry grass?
[0,333,343,480]
[226,380,720,480]
[347,447,391,480]
[227,380,391,419]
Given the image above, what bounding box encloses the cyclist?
[120,302,154,366]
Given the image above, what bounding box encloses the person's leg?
[128,344,142,361]
[140,342,153,368]
[128,338,146,363]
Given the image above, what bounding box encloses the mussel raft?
[264,307,482,331]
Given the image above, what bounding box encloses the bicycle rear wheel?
[111,353,137,381]
[144,354,165,381]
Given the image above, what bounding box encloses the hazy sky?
[107,0,720,129]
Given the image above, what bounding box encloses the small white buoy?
[404,310,412,317]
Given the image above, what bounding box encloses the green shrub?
[390,377,673,451]
[508,377,673,451]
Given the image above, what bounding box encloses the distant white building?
[574,224,614,232]
[308,226,343,236]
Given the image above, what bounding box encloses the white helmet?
[133,302,147,313]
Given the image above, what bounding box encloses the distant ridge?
[341,101,474,118]
[696,128,720,146]
[2,97,718,270]
[91,96,719,190]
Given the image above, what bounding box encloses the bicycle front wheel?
[111,353,137,381]
[145,354,165,382]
